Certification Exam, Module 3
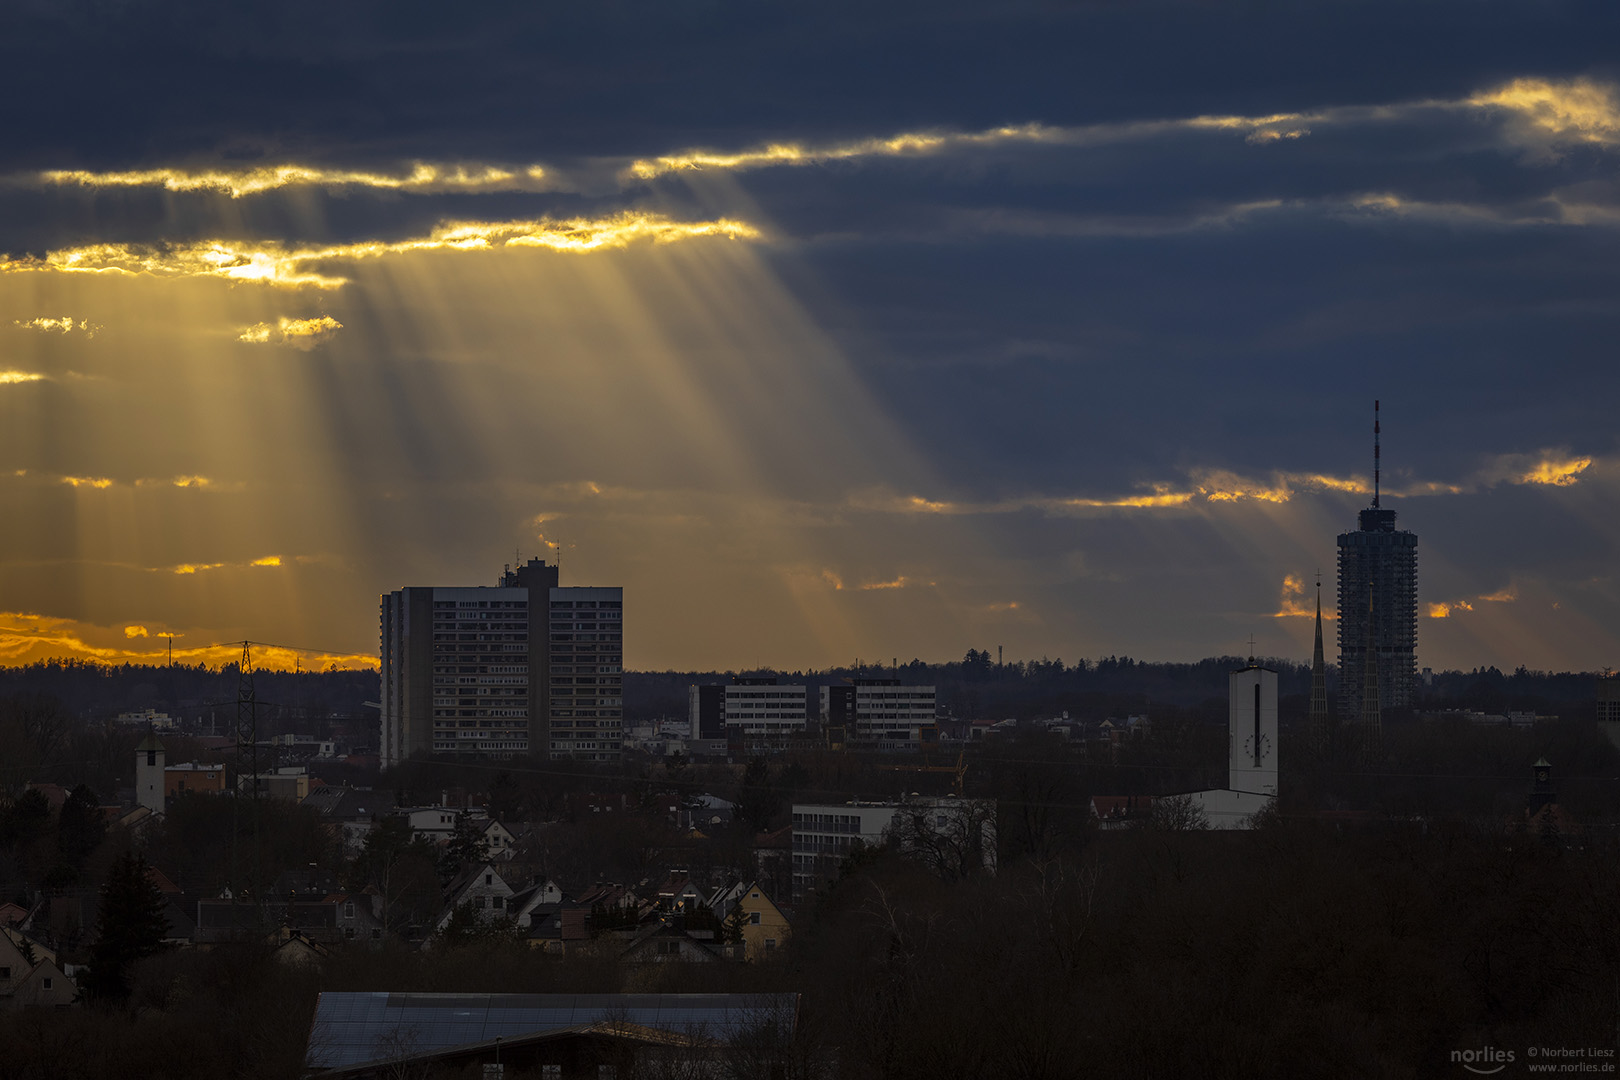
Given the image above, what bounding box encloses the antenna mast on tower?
[1373,399,1381,508]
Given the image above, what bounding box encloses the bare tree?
[372,1025,430,1080]
[1139,793,1209,832]
[887,799,998,882]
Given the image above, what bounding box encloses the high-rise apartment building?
[379,559,622,768]
[1337,402,1418,722]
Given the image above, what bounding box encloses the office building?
[379,558,622,768]
[717,677,808,749]
[1598,676,1620,750]
[1337,401,1418,723]
[820,678,937,745]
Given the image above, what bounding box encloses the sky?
[2,0,1619,674]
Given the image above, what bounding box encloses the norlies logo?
[1452,1047,1515,1075]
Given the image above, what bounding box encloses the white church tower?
[1228,663,1278,796]
[1187,657,1280,828]
[136,732,166,814]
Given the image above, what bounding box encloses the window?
[42,977,53,990]
[343,902,356,919]
[0,966,9,979]
[345,927,356,939]
[750,912,761,925]
[477,896,487,909]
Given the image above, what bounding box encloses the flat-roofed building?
[821,678,937,745]
[721,677,808,749]
[379,558,622,767]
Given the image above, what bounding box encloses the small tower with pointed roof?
[1309,576,1330,752]
[136,731,166,814]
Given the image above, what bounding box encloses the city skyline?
[3,4,1619,674]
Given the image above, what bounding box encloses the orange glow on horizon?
[0,611,377,671]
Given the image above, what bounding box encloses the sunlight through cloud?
[37,161,550,198]
[0,214,763,288]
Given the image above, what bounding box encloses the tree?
[0,787,52,850]
[436,813,489,885]
[735,758,782,832]
[434,900,524,949]
[83,852,169,1000]
[354,817,440,935]
[888,800,998,883]
[1139,793,1209,832]
[58,783,107,864]
[722,903,749,946]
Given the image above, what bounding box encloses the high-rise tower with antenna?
[1337,400,1418,723]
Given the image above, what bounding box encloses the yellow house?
[730,883,790,961]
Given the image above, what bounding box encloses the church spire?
[1309,574,1329,752]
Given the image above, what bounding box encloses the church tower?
[1228,660,1278,796]
[135,732,166,814]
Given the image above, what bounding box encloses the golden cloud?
[238,315,343,348]
[1,370,47,385]
[123,625,148,638]
[859,576,933,591]
[13,315,100,336]
[821,569,846,591]
[1517,455,1591,487]
[852,451,1601,527]
[251,555,282,567]
[1427,583,1517,618]
[1273,574,1312,617]
[626,111,1325,183]
[60,475,113,488]
[1468,77,1620,149]
[0,213,763,289]
[171,562,225,575]
[38,161,550,199]
[627,124,1063,180]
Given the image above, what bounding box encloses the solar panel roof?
[306,992,800,1071]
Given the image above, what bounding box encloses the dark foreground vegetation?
[3,658,1618,1078]
[1,816,1614,1079]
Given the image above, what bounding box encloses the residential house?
[655,872,706,914]
[397,806,487,846]
[434,863,516,933]
[0,931,75,1009]
[506,879,564,930]
[613,919,738,963]
[708,881,791,961]
[1090,794,1154,830]
[479,819,517,861]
